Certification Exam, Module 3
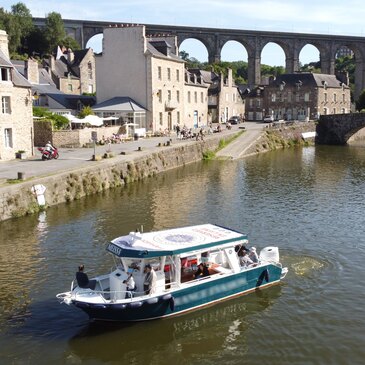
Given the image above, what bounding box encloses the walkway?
[0,122,265,183]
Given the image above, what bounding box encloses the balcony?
[165,100,178,110]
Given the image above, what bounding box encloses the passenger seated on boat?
[123,268,136,298]
[144,264,157,295]
[76,264,96,290]
[249,247,259,263]
[239,251,257,268]
[194,263,210,279]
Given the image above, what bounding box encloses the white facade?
[0,30,33,161]
[96,25,208,132]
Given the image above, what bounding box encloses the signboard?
[91,131,98,142]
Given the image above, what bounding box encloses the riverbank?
[0,121,316,222]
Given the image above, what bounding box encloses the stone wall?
[0,135,224,221]
[34,122,122,147]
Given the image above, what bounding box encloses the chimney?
[48,55,56,73]
[67,48,74,63]
[0,30,10,59]
[227,68,233,87]
[24,58,39,84]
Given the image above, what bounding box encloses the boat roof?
[107,224,247,258]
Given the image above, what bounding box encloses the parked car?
[228,116,242,125]
[263,115,274,123]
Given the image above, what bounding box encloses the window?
[271,93,276,102]
[176,69,180,82]
[1,67,10,81]
[333,93,337,102]
[324,93,328,102]
[177,111,180,124]
[256,99,261,107]
[342,94,346,102]
[249,99,253,107]
[168,90,171,101]
[4,128,13,148]
[304,93,310,102]
[201,92,204,103]
[88,62,93,80]
[194,92,197,103]
[188,91,191,103]
[233,93,236,102]
[287,91,292,102]
[159,112,163,126]
[167,68,171,81]
[68,84,73,92]
[158,89,162,103]
[158,66,162,80]
[333,108,336,114]
[176,90,180,103]
[296,93,300,102]
[1,96,10,114]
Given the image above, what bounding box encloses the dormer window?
[322,81,328,90]
[0,67,10,82]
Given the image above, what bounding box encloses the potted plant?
[15,150,27,159]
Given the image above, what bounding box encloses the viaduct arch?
[32,17,365,99]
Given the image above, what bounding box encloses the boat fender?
[169,296,175,311]
[89,304,107,310]
[264,269,270,282]
[146,297,159,305]
[111,303,127,310]
[128,301,143,308]
[75,302,89,309]
[160,293,172,301]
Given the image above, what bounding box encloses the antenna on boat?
[141,225,144,233]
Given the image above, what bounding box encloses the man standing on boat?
[123,268,136,298]
[143,264,157,295]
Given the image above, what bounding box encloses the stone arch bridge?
[33,17,365,98]
[316,114,365,144]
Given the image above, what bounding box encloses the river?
[0,145,365,365]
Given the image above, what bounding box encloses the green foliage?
[44,12,66,53]
[61,36,81,51]
[355,89,365,111]
[78,106,94,118]
[33,106,69,130]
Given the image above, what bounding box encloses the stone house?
[96,25,208,132]
[189,68,245,123]
[245,72,351,121]
[0,30,33,161]
[42,47,96,95]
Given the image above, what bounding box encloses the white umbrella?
[103,116,119,121]
[83,115,104,127]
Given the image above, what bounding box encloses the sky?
[3,0,365,66]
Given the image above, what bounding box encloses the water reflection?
[67,287,282,364]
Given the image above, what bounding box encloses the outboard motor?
[259,246,280,264]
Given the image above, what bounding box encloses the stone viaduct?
[316,114,365,144]
[33,17,365,98]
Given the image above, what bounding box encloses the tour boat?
[56,224,288,322]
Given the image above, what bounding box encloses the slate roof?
[146,42,182,62]
[12,60,57,86]
[46,93,96,109]
[271,73,349,89]
[92,97,146,112]
[0,50,31,88]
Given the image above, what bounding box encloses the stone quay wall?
[0,136,223,222]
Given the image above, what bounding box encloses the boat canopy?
[106,224,248,258]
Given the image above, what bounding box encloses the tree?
[44,12,66,54]
[78,106,94,118]
[355,89,365,111]
[11,2,33,54]
[61,36,81,51]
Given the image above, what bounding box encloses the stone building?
[42,47,96,95]
[95,25,208,132]
[0,30,33,161]
[189,68,245,123]
[245,72,351,121]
